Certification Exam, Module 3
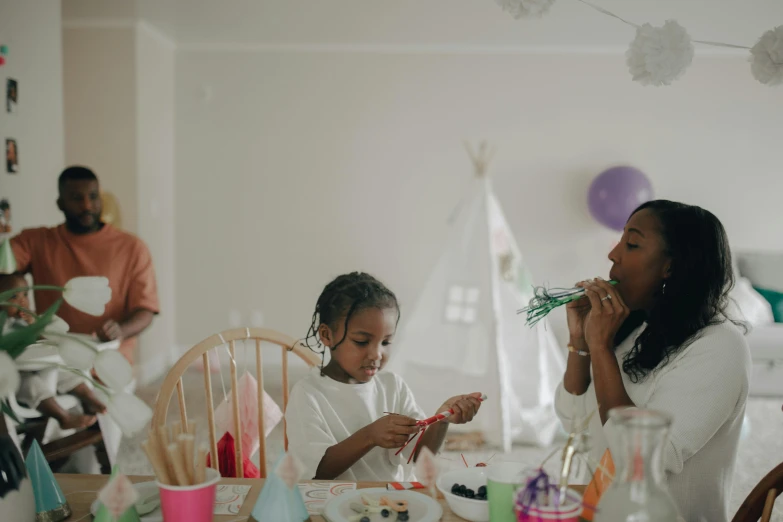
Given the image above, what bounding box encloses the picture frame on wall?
[6,138,18,173]
[6,78,17,113]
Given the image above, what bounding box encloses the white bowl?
[436,467,490,522]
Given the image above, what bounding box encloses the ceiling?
[62,0,783,51]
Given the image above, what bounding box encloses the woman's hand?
[582,278,629,351]
[566,281,592,343]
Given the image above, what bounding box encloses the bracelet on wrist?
[568,344,590,357]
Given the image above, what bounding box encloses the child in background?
[286,272,483,481]
[0,273,105,429]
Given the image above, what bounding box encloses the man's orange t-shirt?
[11,224,160,364]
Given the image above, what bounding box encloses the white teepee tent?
[386,144,565,452]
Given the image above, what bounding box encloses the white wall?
[62,19,177,382]
[135,22,177,381]
[0,0,64,229]
[175,51,783,348]
[63,25,138,234]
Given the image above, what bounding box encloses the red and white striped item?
[394,393,488,464]
[386,482,425,491]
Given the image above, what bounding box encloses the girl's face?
[319,306,397,384]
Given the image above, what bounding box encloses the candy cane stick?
[416,393,488,427]
[396,394,488,463]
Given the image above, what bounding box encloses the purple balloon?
[588,166,653,231]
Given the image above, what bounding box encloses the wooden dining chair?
[151,327,321,478]
[732,461,783,522]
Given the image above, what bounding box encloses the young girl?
[286,272,483,481]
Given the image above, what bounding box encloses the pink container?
[158,468,221,522]
[516,489,583,522]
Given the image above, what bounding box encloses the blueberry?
[475,494,485,501]
[466,489,475,498]
[478,486,487,496]
[397,514,409,522]
[451,484,460,493]
[458,485,467,494]
[381,509,390,518]
[360,518,370,522]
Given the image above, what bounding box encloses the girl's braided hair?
[304,272,400,370]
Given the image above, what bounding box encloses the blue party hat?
[251,453,308,522]
[24,440,71,522]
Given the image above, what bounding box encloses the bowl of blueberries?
[436,467,490,522]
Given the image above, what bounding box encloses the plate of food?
[321,487,442,522]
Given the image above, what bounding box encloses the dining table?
[57,473,586,522]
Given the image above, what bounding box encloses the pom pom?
[495,0,556,19]
[750,26,783,86]
[626,20,694,86]
[276,453,305,489]
[97,473,138,520]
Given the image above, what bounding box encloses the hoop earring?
[662,281,667,295]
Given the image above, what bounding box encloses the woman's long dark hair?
[616,200,742,382]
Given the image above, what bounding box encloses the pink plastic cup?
[158,467,221,522]
[516,488,583,522]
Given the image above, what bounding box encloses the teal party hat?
[0,237,16,274]
[24,440,71,522]
[94,466,141,522]
[251,453,308,522]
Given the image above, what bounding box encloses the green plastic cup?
[488,464,531,522]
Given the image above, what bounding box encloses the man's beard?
[65,212,102,234]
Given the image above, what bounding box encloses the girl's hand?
[364,414,419,449]
[19,311,35,325]
[566,281,592,343]
[582,278,629,351]
[439,393,483,424]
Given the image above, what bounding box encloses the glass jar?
[594,408,681,522]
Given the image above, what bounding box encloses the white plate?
[322,487,443,522]
[90,481,162,522]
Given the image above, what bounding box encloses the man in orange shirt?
[11,166,159,366]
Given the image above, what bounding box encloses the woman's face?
[608,209,672,312]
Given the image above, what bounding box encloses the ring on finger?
[601,294,612,301]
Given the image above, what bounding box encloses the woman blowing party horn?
[552,200,750,522]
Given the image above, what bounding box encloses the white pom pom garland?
[626,20,695,86]
[495,0,556,19]
[495,0,780,88]
[750,26,783,86]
